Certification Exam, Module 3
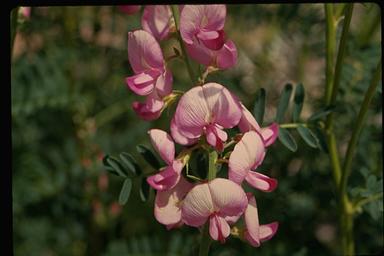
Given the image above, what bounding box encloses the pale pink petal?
[154,176,193,226]
[148,129,175,165]
[244,193,260,247]
[238,103,261,133]
[155,69,173,97]
[209,178,247,217]
[125,71,157,96]
[181,182,214,227]
[200,29,225,50]
[170,117,199,145]
[260,123,279,147]
[228,131,265,184]
[118,5,141,15]
[216,40,237,70]
[132,93,164,121]
[224,213,242,225]
[209,215,230,243]
[259,222,279,242]
[128,30,164,73]
[202,83,242,128]
[245,171,278,192]
[173,86,210,138]
[147,160,183,191]
[185,42,214,67]
[141,5,173,41]
[197,30,219,41]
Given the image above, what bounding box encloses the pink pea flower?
[146,129,185,191]
[118,5,141,15]
[181,178,248,243]
[141,5,174,41]
[229,131,277,192]
[154,176,193,229]
[180,5,237,69]
[238,104,279,147]
[243,193,278,247]
[132,91,164,121]
[171,82,242,151]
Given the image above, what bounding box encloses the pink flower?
[171,82,242,150]
[229,131,277,192]
[146,129,184,191]
[243,193,278,247]
[180,5,237,69]
[118,5,141,15]
[19,7,31,19]
[181,178,248,243]
[132,91,164,121]
[141,5,174,41]
[155,176,193,229]
[238,104,279,147]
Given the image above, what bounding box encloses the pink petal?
[216,40,237,70]
[185,41,214,67]
[181,182,214,227]
[209,214,230,243]
[260,222,279,242]
[141,5,173,41]
[228,131,265,184]
[224,212,243,225]
[197,30,219,41]
[202,83,242,128]
[147,160,183,191]
[132,93,164,121]
[125,71,157,96]
[118,5,141,15]
[244,193,260,247]
[260,123,279,147]
[155,69,173,97]
[209,178,248,217]
[148,129,175,165]
[205,124,227,151]
[154,176,193,227]
[245,171,277,192]
[200,29,225,50]
[170,117,199,146]
[173,86,210,139]
[180,5,226,45]
[238,103,261,133]
[128,30,164,74]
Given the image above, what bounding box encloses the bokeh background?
[11,4,382,256]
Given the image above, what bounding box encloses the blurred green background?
[11,4,382,256]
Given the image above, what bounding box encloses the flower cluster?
[124,5,279,247]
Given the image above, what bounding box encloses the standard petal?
[202,83,242,128]
[209,215,230,243]
[245,171,278,192]
[148,129,175,165]
[154,176,193,226]
[173,86,210,138]
[216,40,237,70]
[128,30,164,73]
[141,5,173,41]
[209,178,248,217]
[181,182,214,227]
[260,123,279,147]
[259,222,279,242]
[170,117,199,145]
[125,72,157,96]
[229,131,265,184]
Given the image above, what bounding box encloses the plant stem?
[354,192,383,209]
[198,223,212,256]
[325,4,335,104]
[279,123,309,129]
[170,5,197,85]
[340,58,382,196]
[207,150,218,181]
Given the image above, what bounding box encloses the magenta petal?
[209,215,230,243]
[259,222,279,242]
[245,171,278,192]
[147,161,183,191]
[200,30,225,50]
[154,176,193,227]
[155,69,173,97]
[216,40,237,70]
[205,124,227,151]
[229,131,265,184]
[141,5,172,41]
[148,129,175,165]
[125,72,156,96]
[128,30,164,74]
[260,123,279,147]
[185,41,214,67]
[170,117,199,146]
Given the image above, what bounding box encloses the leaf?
[308,106,335,121]
[102,155,119,175]
[297,125,318,148]
[104,155,127,177]
[139,178,150,202]
[119,152,142,176]
[275,83,293,123]
[253,88,266,125]
[312,127,329,153]
[118,178,132,205]
[278,127,297,152]
[292,83,304,122]
[136,145,161,170]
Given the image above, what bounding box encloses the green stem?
[11,7,19,55]
[198,223,212,256]
[340,58,382,196]
[354,192,383,209]
[207,150,218,181]
[170,5,197,85]
[279,123,310,129]
[325,4,335,104]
